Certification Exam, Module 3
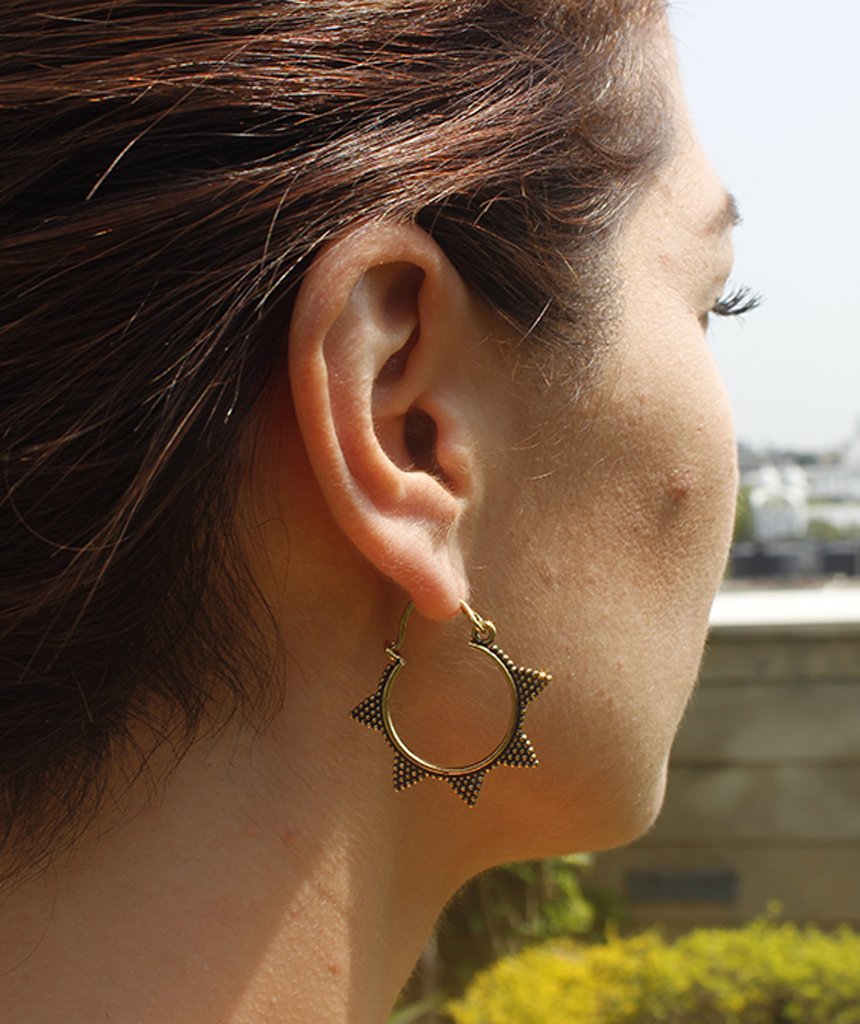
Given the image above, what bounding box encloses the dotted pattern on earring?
[350,601,552,806]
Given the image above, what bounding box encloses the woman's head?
[268,34,739,864]
[1,0,691,882]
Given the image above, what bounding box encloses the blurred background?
[680,0,860,581]
[590,0,860,977]
[394,2,860,1020]
[681,0,860,453]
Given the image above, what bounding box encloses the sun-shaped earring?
[350,601,552,806]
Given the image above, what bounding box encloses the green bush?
[396,855,599,1013]
[447,920,860,1024]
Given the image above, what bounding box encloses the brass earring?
[350,601,552,806]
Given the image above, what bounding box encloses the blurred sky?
[670,0,860,452]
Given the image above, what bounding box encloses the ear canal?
[375,326,419,388]
[404,408,439,476]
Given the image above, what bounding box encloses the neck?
[0,695,467,1023]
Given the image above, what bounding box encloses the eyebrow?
[705,191,742,237]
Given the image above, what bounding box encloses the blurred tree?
[733,485,755,542]
[807,518,860,540]
[395,855,598,1022]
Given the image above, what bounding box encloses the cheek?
[557,352,736,840]
[661,360,738,576]
[610,324,738,590]
[466,333,737,853]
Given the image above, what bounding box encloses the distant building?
[741,422,860,541]
[733,425,860,578]
[807,419,860,498]
[744,464,809,541]
[806,421,860,530]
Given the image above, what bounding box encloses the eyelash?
[710,284,762,319]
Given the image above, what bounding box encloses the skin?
[0,28,740,1024]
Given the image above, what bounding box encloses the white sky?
[670,1,860,452]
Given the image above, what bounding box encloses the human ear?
[288,221,484,620]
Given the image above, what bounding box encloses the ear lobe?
[288,222,481,620]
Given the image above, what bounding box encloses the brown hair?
[0,0,668,879]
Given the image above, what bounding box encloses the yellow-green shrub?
[447,921,860,1024]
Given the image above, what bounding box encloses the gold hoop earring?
[350,601,551,806]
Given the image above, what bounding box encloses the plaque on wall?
[625,868,738,905]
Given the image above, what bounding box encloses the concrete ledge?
[710,584,860,634]
[646,765,860,843]
[674,684,860,759]
[701,636,860,682]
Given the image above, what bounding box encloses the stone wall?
[592,620,860,930]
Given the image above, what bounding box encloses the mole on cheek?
[665,467,695,503]
[538,558,558,586]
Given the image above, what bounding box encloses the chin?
[489,754,672,864]
[585,757,671,853]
